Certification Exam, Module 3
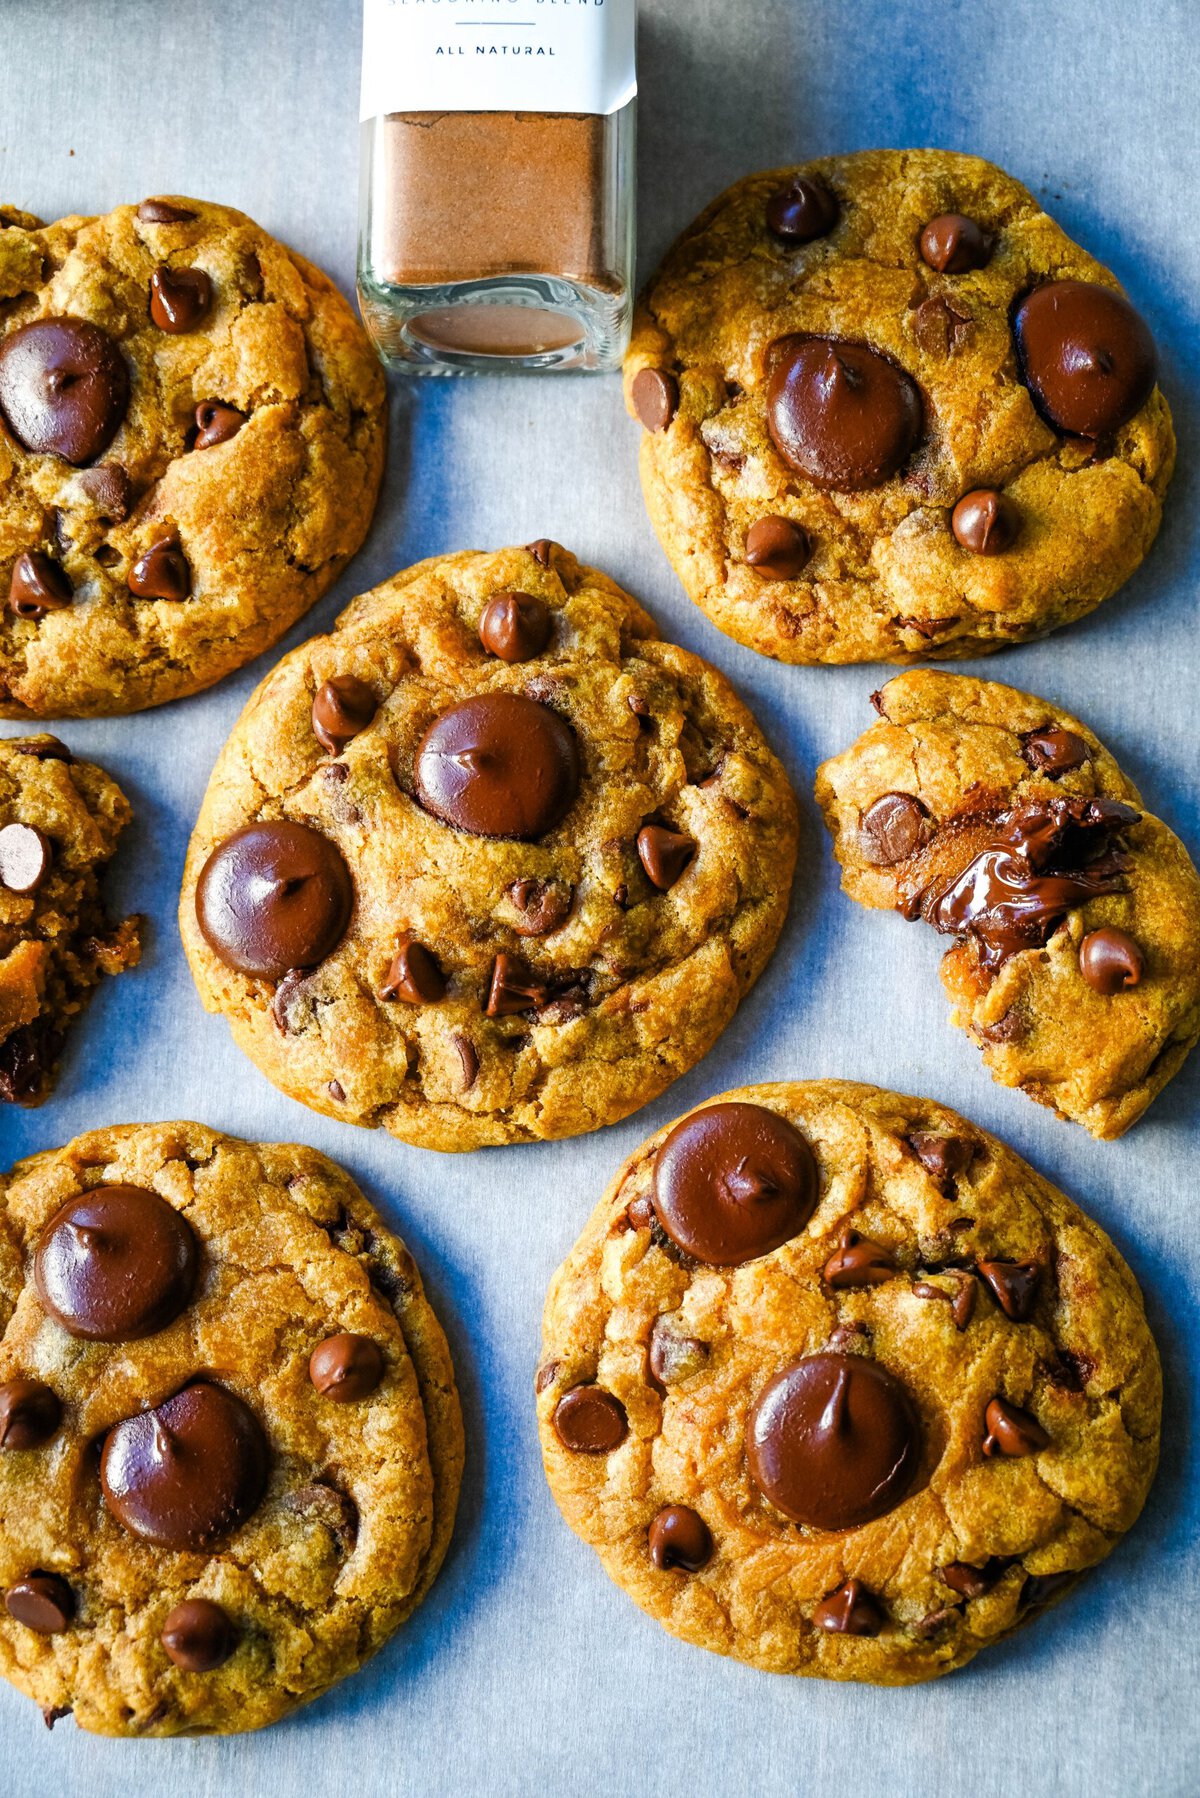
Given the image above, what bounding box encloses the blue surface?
[1,2,1197,1794]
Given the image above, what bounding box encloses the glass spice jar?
[357,0,637,375]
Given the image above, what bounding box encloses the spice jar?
[358,0,637,374]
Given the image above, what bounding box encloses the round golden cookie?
[0,1122,463,1736]
[625,149,1174,664]
[538,1081,1161,1685]
[177,545,798,1152]
[816,671,1200,1137]
[0,196,385,716]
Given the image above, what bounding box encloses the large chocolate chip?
[976,1259,1040,1321]
[766,336,921,490]
[1021,726,1089,776]
[128,531,191,600]
[1079,926,1144,994]
[34,1186,198,1342]
[951,489,1020,554]
[747,1352,921,1530]
[100,1382,268,1548]
[312,675,376,754]
[1013,280,1156,437]
[745,515,811,580]
[919,214,992,274]
[982,1396,1049,1458]
[381,936,445,1004]
[193,402,246,450]
[415,693,579,840]
[196,821,353,980]
[9,550,72,620]
[813,1579,884,1635]
[161,1599,236,1671]
[479,591,551,663]
[137,199,198,225]
[552,1385,627,1453]
[0,821,51,893]
[859,791,931,865]
[822,1227,897,1289]
[5,1574,74,1634]
[648,1505,712,1573]
[0,317,129,464]
[485,951,547,1017]
[653,1101,816,1267]
[0,1378,62,1450]
[149,265,213,333]
[766,175,838,245]
[308,1333,385,1403]
[636,824,695,891]
[631,368,678,433]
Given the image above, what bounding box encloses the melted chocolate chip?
[453,1033,479,1089]
[160,1599,236,1671]
[822,1227,897,1289]
[982,1396,1049,1458]
[912,1277,976,1331]
[951,489,1020,554]
[485,951,547,1017]
[526,538,555,566]
[860,792,931,865]
[128,531,191,600]
[78,462,131,519]
[137,199,197,224]
[648,1318,709,1386]
[552,1385,627,1453]
[0,1017,61,1103]
[919,214,992,274]
[100,1382,268,1547]
[636,824,695,891]
[648,1505,712,1572]
[748,1353,921,1530]
[149,264,213,333]
[813,1579,884,1635]
[479,591,551,663]
[9,550,72,620]
[631,368,678,432]
[415,694,579,840]
[1079,926,1144,994]
[309,1334,385,1402]
[382,936,445,1004]
[0,317,129,464]
[508,877,571,936]
[0,1378,61,1450]
[745,515,811,579]
[653,1101,816,1267]
[312,675,376,754]
[908,1131,975,1191]
[976,1259,1040,1321]
[913,294,973,356]
[1021,725,1090,776]
[34,1186,198,1342]
[196,822,353,980]
[766,175,839,244]
[1014,280,1156,437]
[766,336,922,490]
[5,1574,74,1634]
[942,1558,1007,1599]
[1021,1570,1075,1611]
[193,402,246,450]
[0,822,51,893]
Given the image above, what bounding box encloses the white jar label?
[360,0,637,121]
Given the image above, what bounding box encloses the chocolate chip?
[5,1574,74,1634]
[648,1505,712,1573]
[1021,1570,1075,1611]
[101,1382,268,1547]
[913,294,973,356]
[1079,926,1144,994]
[12,736,71,762]
[0,822,51,893]
[327,1080,346,1103]
[128,530,191,600]
[1020,725,1090,775]
[813,1579,884,1636]
[42,1706,71,1729]
[766,175,839,244]
[193,402,247,450]
[822,1227,897,1288]
[525,538,555,566]
[535,1360,559,1394]
[382,936,445,1004]
[78,462,131,519]
[919,214,992,274]
[312,675,377,754]
[485,951,547,1017]
[976,1259,1040,1321]
[196,822,353,981]
[653,1102,816,1267]
[149,264,213,333]
[766,336,921,490]
[636,823,695,891]
[0,1018,60,1103]
[479,590,551,662]
[0,317,129,464]
[744,515,811,579]
[909,1131,974,1191]
[508,878,571,937]
[160,1599,236,1671]
[9,550,72,620]
[137,199,197,224]
[0,1379,61,1450]
[34,1186,198,1342]
[982,1396,1049,1458]
[912,1277,975,1331]
[287,1480,358,1553]
[309,1333,385,1403]
[941,1558,1006,1600]
[859,791,931,865]
[415,694,579,840]
[452,1033,479,1089]
[552,1385,627,1453]
[1014,280,1156,437]
[631,368,678,432]
[648,1318,710,1386]
[951,489,1020,554]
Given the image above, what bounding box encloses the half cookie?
[816,671,1200,1137]
[0,197,385,716]
[0,1123,462,1735]
[625,149,1173,664]
[538,1081,1160,1684]
[178,545,798,1151]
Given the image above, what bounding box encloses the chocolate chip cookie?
[626,149,1174,664]
[0,1122,463,1735]
[0,197,385,716]
[816,671,1200,1137]
[1,732,140,1104]
[178,544,798,1152]
[538,1080,1160,1684]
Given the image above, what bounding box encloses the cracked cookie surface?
[816,671,1200,1137]
[537,1080,1160,1685]
[1,733,140,1104]
[178,545,798,1152]
[625,149,1174,665]
[0,196,385,716]
[0,1121,463,1736]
